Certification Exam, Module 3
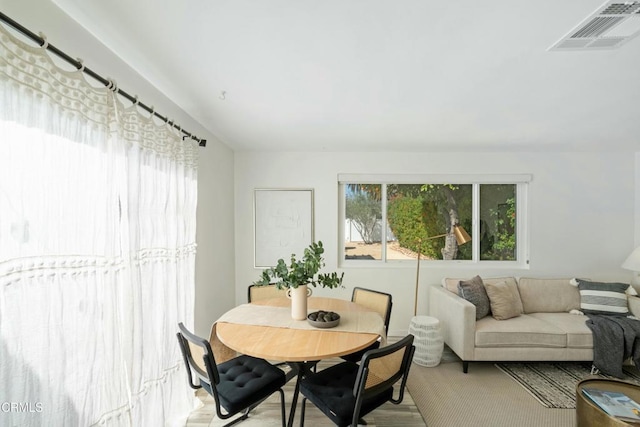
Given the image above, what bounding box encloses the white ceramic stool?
[409,315,444,367]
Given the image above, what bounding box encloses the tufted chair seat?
[299,334,415,427]
[213,355,287,415]
[300,362,392,426]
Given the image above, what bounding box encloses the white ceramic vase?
[287,284,313,320]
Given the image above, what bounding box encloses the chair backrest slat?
[248,284,288,303]
[354,334,414,397]
[177,322,220,386]
[209,323,237,364]
[352,287,392,333]
[365,347,406,389]
[187,341,208,374]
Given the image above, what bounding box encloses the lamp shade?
[453,225,471,245]
[622,246,640,271]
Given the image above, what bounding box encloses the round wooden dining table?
[216,296,382,361]
[215,296,385,427]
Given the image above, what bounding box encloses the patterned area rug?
[495,362,640,409]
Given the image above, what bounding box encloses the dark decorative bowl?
[307,310,340,328]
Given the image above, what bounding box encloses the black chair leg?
[299,397,307,427]
[221,410,250,427]
[278,389,286,427]
[222,388,286,427]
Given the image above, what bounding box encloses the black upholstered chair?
[340,287,393,362]
[177,322,287,427]
[299,334,415,427]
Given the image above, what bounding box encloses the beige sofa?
[429,277,640,373]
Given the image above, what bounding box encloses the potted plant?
[254,241,344,319]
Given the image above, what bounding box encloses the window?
[340,174,529,266]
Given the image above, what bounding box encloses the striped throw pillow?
[570,279,636,315]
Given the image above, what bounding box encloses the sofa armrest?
[629,296,640,317]
[428,285,476,361]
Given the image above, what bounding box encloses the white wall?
[6,0,638,339]
[235,151,635,336]
[195,144,235,335]
[635,153,640,246]
[3,0,236,337]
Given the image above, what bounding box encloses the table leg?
[286,361,317,427]
[287,363,304,427]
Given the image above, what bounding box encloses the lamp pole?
[414,235,446,316]
[415,243,421,317]
[413,226,471,316]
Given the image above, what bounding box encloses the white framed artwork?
[254,188,314,267]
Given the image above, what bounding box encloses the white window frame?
[338,174,531,269]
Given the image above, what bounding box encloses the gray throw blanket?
[585,314,640,378]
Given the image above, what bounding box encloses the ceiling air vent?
[549,1,640,50]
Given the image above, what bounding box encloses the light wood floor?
[184,356,425,427]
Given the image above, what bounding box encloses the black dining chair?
[177,322,287,427]
[340,287,393,362]
[299,334,415,427]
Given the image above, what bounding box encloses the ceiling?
[52,0,640,152]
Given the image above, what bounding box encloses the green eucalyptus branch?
[253,241,344,290]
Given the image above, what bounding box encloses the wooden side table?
[576,378,640,426]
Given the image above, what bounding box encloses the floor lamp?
[413,224,471,316]
[410,224,471,366]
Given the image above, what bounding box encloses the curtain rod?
[0,11,207,147]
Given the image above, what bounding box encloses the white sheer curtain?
[0,23,197,426]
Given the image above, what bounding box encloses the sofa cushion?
[475,314,567,348]
[484,280,524,320]
[517,278,580,314]
[457,275,491,320]
[529,313,592,348]
[571,279,636,315]
[484,276,519,289]
[442,276,517,294]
